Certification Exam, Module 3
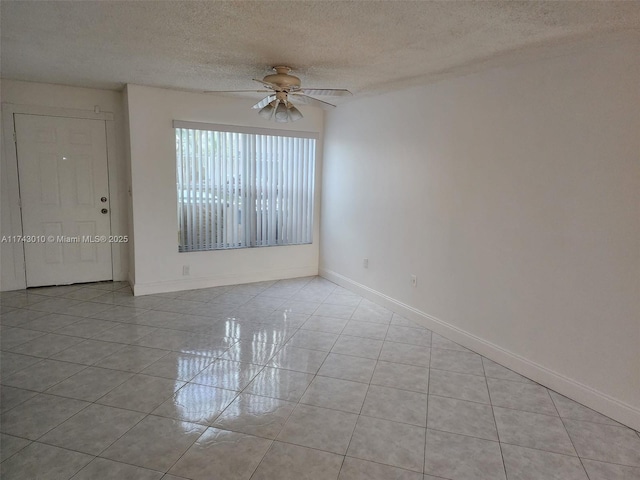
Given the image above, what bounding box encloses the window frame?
[173,120,319,253]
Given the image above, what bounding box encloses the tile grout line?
[483,355,509,480]
[423,328,433,476]
[328,294,371,479]
[549,389,593,479]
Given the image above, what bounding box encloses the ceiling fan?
[207,66,352,123]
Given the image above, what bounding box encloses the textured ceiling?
[2,1,639,101]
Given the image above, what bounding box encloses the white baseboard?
[320,268,640,431]
[132,265,318,296]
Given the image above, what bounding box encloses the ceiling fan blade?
[252,95,276,109]
[298,88,352,97]
[204,89,271,94]
[252,79,279,90]
[290,94,336,108]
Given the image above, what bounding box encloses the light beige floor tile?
[314,303,356,319]
[427,395,498,441]
[54,316,116,336]
[213,393,296,439]
[94,345,169,373]
[487,378,557,416]
[429,369,490,404]
[300,376,368,413]
[169,427,271,480]
[8,332,82,358]
[0,433,31,461]
[251,441,343,480]
[379,342,430,367]
[430,348,483,376]
[431,333,470,352]
[72,457,164,480]
[20,313,82,332]
[96,324,157,343]
[390,313,422,328]
[101,415,206,472]
[482,357,534,383]
[338,457,423,480]
[323,293,362,307]
[493,406,576,456]
[50,339,126,365]
[347,415,425,473]
[218,341,280,365]
[242,296,286,311]
[286,329,338,351]
[1,298,47,313]
[340,320,389,340]
[501,443,588,480]
[549,391,622,426]
[40,404,145,454]
[0,393,89,440]
[152,382,237,425]
[141,352,214,381]
[1,359,86,391]
[294,289,331,304]
[301,315,349,334]
[247,324,298,345]
[27,297,83,313]
[386,325,432,347]
[0,442,92,479]
[97,374,185,413]
[90,305,147,322]
[277,300,321,315]
[564,419,640,466]
[351,301,393,324]
[423,429,505,480]
[318,353,376,384]
[262,311,309,329]
[3,277,639,480]
[582,459,640,480]
[0,386,38,413]
[331,335,383,359]
[362,385,427,426]
[1,326,46,350]
[45,366,133,401]
[0,352,41,378]
[277,403,357,454]
[132,328,198,350]
[190,359,262,390]
[267,345,328,374]
[244,367,314,402]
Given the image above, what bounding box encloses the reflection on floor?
[1,276,639,479]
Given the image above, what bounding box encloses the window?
[174,121,316,252]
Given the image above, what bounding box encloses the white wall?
[0,80,129,290]
[125,85,324,295]
[320,33,640,429]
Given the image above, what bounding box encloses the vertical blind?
[174,121,316,252]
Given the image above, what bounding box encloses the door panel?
[15,114,113,287]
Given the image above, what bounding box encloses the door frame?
[1,103,121,290]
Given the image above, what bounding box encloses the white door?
[15,114,113,287]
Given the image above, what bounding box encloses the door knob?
[101,197,107,203]
[101,208,108,214]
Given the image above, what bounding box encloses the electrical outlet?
[182,265,190,276]
[411,275,417,287]
[363,258,369,269]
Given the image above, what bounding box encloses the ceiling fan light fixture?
[288,104,303,122]
[258,101,276,119]
[275,101,290,122]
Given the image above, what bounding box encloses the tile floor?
[1,276,639,480]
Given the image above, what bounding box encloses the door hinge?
[13,131,17,143]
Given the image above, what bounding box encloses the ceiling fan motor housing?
[263,66,301,90]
